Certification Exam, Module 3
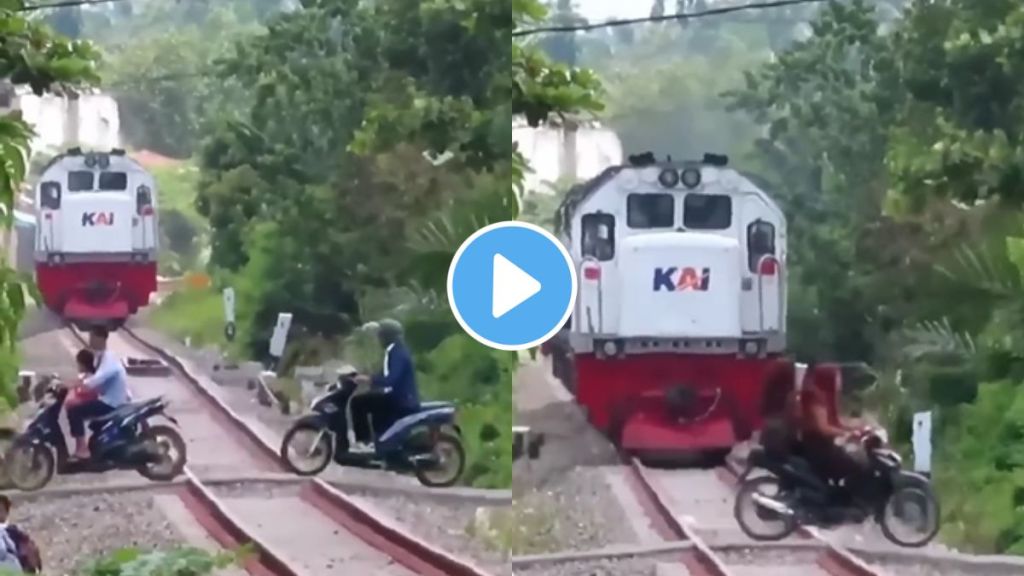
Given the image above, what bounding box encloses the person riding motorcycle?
[66,326,130,461]
[784,367,871,505]
[350,319,421,453]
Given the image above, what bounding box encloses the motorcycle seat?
[90,397,161,424]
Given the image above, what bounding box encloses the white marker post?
[268,312,293,373]
[222,287,236,341]
[912,411,933,476]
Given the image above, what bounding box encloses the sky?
[575,0,652,22]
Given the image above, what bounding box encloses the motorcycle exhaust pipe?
[751,492,796,516]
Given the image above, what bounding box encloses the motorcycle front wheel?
[137,425,188,481]
[733,476,800,541]
[414,431,465,488]
[878,485,941,548]
[280,421,334,476]
[6,442,55,492]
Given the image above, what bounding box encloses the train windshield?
[683,193,732,230]
[627,193,674,228]
[66,171,128,192]
[68,171,93,192]
[98,172,128,191]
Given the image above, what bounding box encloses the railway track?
[61,325,493,576]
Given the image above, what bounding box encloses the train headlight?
[97,154,110,169]
[84,154,97,168]
[681,168,702,188]
[658,168,679,188]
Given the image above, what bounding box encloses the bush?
[148,286,233,352]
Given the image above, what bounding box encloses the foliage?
[0,0,99,405]
[148,286,233,351]
[81,546,237,576]
[87,3,265,157]
[885,0,1024,209]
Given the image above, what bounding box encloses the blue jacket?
[371,342,420,411]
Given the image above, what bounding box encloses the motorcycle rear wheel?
[414,431,465,488]
[878,485,940,548]
[734,476,800,541]
[6,442,55,492]
[136,425,187,481]
[280,421,333,476]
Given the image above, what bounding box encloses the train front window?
[581,213,615,261]
[67,171,94,192]
[683,193,732,230]
[627,193,674,228]
[747,220,776,272]
[98,172,128,191]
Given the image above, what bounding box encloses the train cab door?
[577,212,616,334]
[739,196,781,334]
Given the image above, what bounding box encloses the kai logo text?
[653,267,710,292]
[82,212,114,226]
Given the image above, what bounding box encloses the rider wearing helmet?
[351,319,421,452]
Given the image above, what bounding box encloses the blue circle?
[448,222,577,351]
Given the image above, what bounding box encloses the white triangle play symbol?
[492,253,542,319]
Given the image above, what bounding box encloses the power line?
[21,0,130,12]
[512,0,831,37]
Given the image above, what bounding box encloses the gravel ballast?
[11,491,186,575]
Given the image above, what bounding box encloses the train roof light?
[84,153,97,168]
[658,168,679,188]
[97,154,110,169]
[681,168,702,188]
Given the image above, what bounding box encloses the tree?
[0,0,99,403]
[885,0,1024,209]
[97,4,260,157]
[537,0,587,66]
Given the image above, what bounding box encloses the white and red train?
[544,152,842,457]
[33,148,159,329]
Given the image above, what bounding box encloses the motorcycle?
[5,379,187,491]
[279,369,466,487]
[733,427,940,547]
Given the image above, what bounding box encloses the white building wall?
[13,90,121,156]
[514,122,623,195]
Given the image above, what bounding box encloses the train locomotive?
[34,148,159,329]
[544,152,800,457]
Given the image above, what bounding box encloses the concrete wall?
[21,92,122,154]
[513,122,623,195]
[6,89,121,156]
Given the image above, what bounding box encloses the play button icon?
[492,254,541,318]
[448,221,577,351]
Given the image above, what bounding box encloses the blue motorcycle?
[279,370,466,487]
[6,379,187,491]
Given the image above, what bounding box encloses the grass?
[148,286,229,349]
